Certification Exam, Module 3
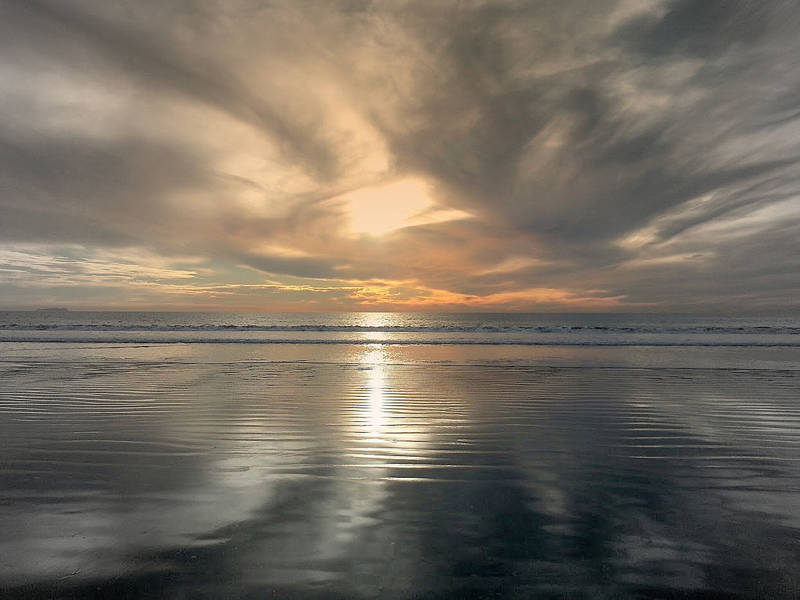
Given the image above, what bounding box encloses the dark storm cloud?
[1,0,799,309]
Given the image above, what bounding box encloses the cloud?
[620,0,775,59]
[2,0,342,179]
[0,0,798,310]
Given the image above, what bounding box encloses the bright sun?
[341,178,470,236]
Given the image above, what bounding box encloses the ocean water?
[2,311,800,346]
[1,312,800,599]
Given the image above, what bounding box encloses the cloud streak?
[1,0,799,311]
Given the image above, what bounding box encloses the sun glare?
[341,178,469,237]
[344,178,432,236]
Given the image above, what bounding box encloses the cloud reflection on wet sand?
[1,347,800,598]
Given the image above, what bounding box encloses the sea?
[1,311,799,599]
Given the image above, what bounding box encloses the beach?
[1,313,800,598]
[5,0,800,595]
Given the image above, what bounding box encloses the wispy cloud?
[1,0,798,311]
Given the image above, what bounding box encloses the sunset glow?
[0,1,798,312]
[4,4,800,599]
[341,179,436,237]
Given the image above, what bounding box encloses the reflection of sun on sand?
[356,313,394,443]
[354,337,433,464]
[363,347,387,438]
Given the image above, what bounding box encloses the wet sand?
[1,343,799,598]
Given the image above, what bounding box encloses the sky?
[1,0,799,312]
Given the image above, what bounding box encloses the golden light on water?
[359,312,396,342]
[358,313,391,436]
[362,347,387,437]
[353,313,438,455]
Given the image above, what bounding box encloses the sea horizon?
[5,309,799,321]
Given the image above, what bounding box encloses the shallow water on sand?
[1,344,800,598]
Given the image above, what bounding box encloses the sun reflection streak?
[358,312,397,340]
[362,346,387,439]
[361,331,388,343]
[355,315,434,460]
